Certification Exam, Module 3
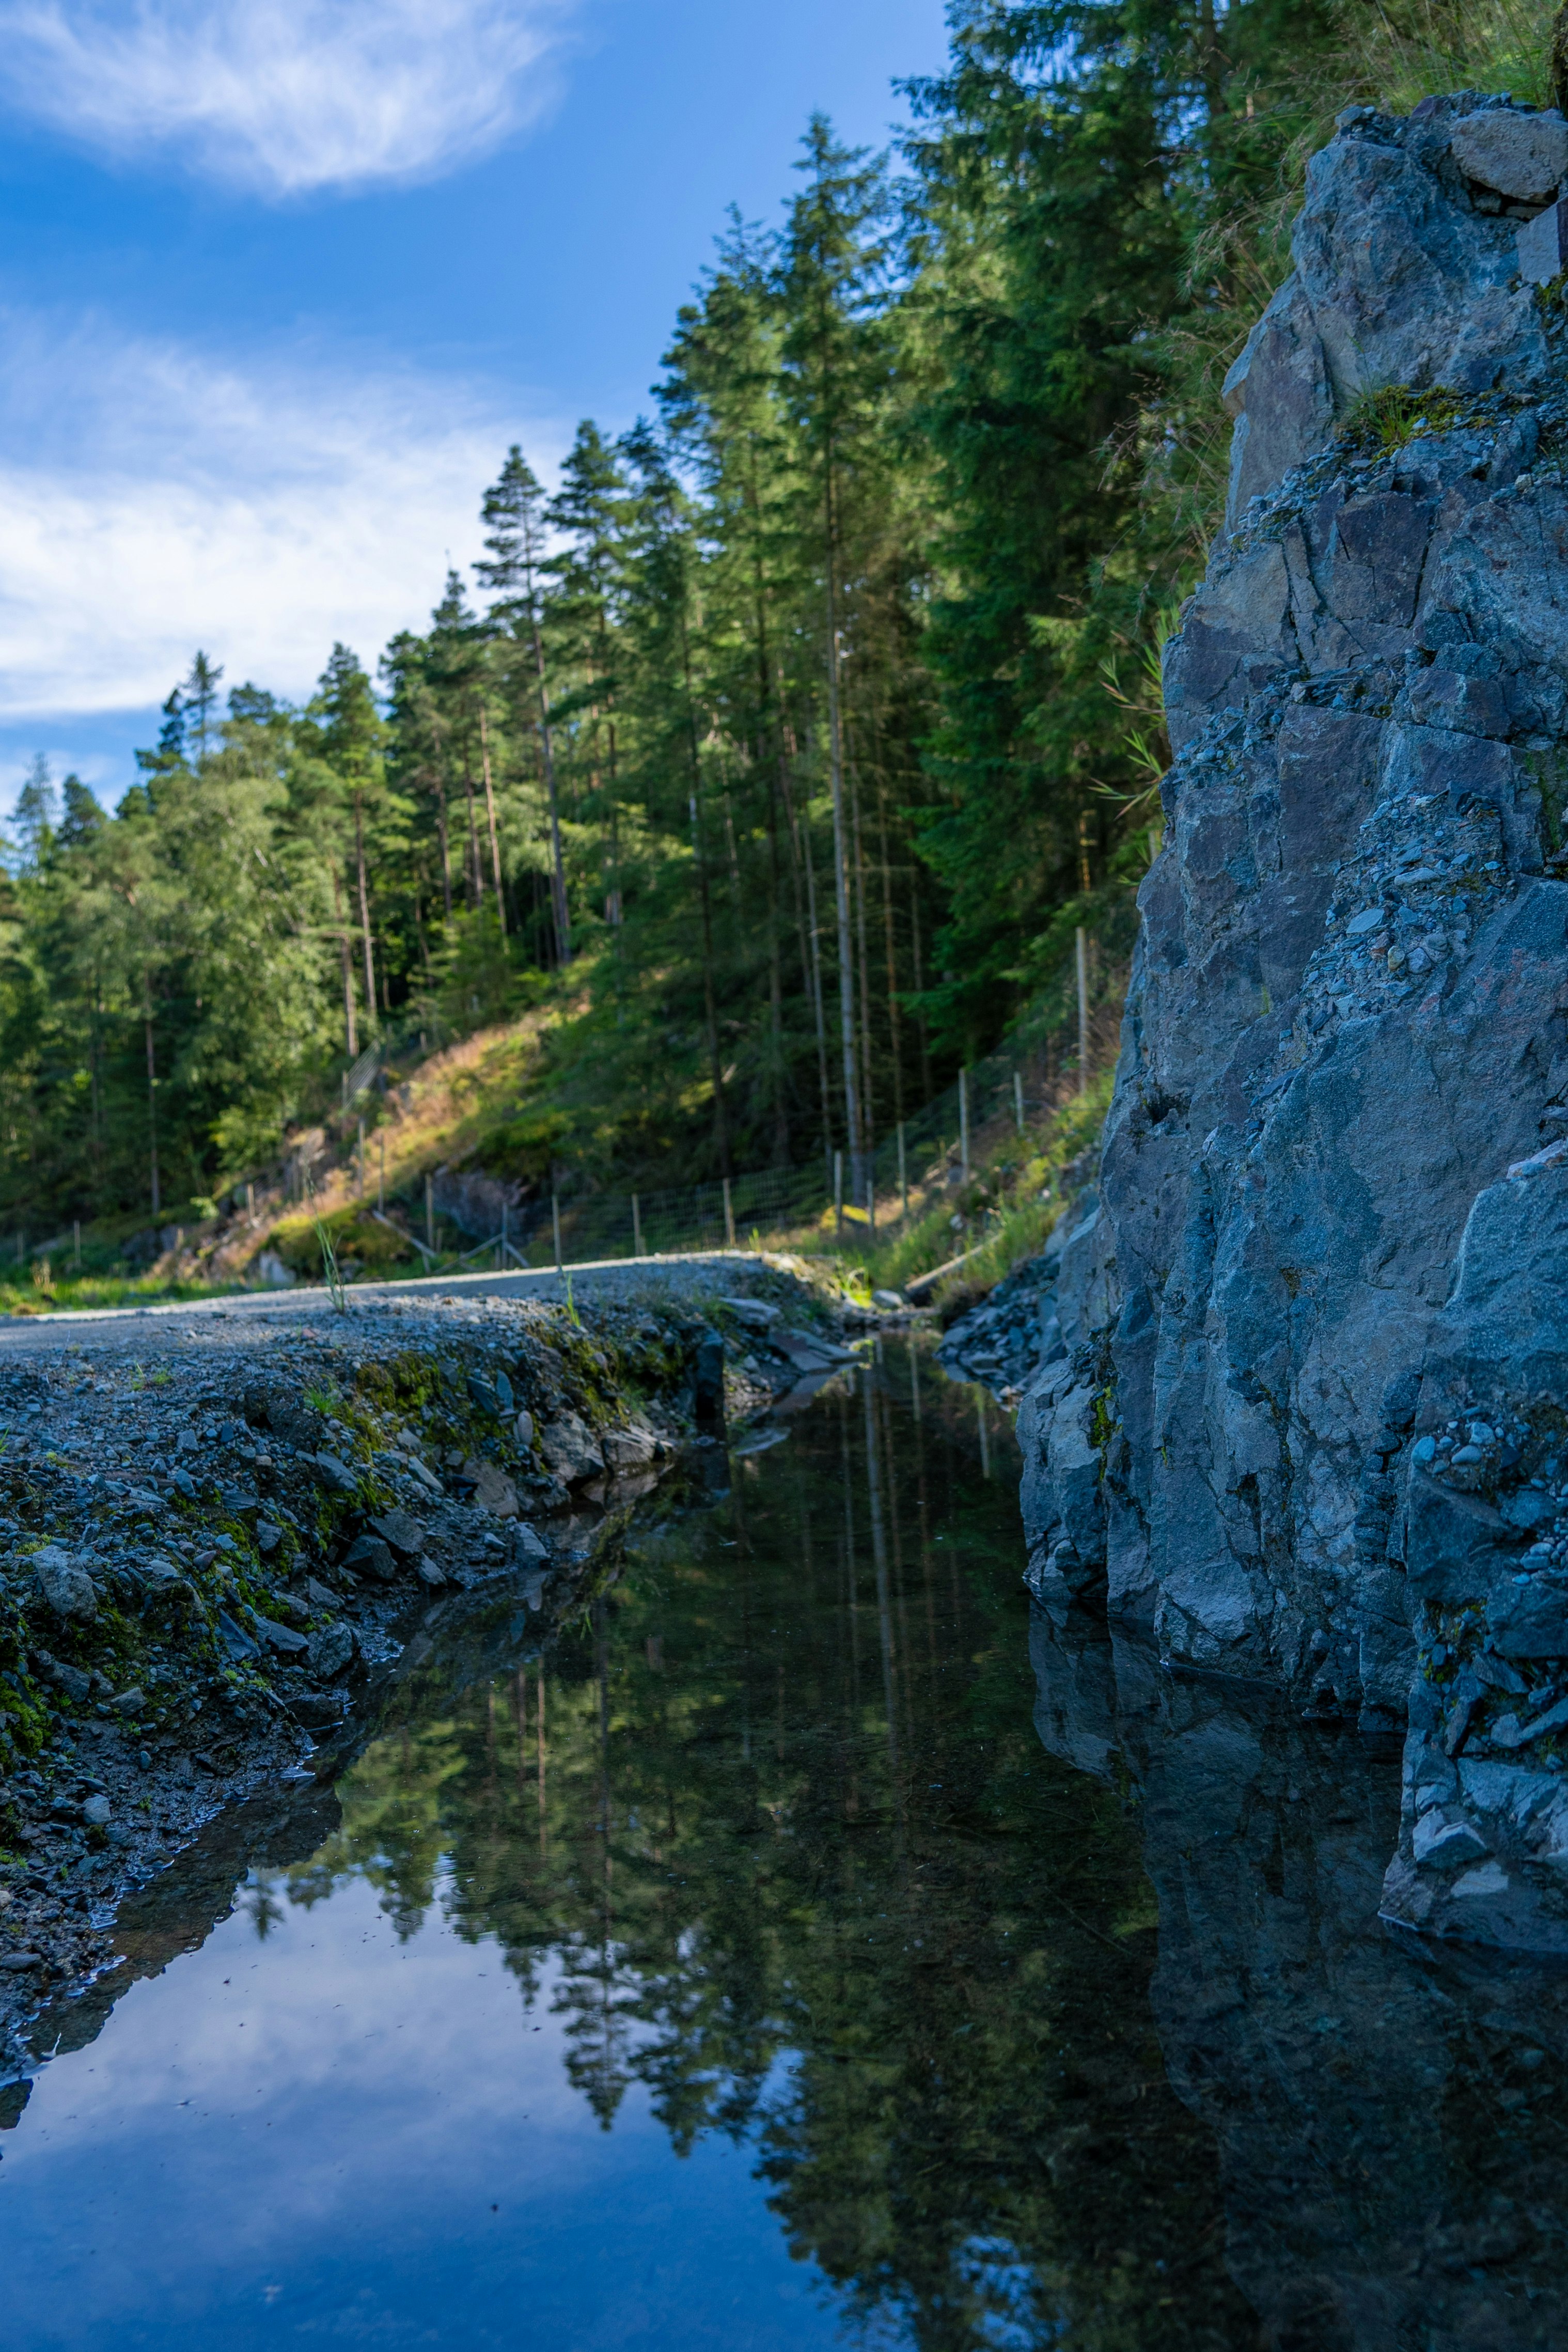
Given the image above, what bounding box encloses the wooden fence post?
[898,1122,908,1220]
[723,1177,735,1248]
[552,1189,563,1273]
[425,1172,434,1253]
[632,1193,644,1257]
[959,1068,970,1180]
[1076,927,1090,1086]
[1014,1070,1025,1134]
[834,1149,843,1238]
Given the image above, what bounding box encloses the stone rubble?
[1013,92,1568,1950]
[0,1269,850,2071]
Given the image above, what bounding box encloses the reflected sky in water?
[2,1352,1252,2351]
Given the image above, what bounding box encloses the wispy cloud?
[0,312,566,719]
[0,1,574,195]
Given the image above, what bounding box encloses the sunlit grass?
[0,1267,250,1318]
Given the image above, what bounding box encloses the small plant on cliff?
[1337,383,1475,451]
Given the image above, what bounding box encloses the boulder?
[538,1412,605,1485]
[254,1615,309,1654]
[30,1546,98,1621]
[307,1622,356,1682]
[1449,105,1568,202]
[369,1509,428,1560]
[312,1451,360,1496]
[461,1458,519,1517]
[340,1533,397,1585]
[602,1423,657,1472]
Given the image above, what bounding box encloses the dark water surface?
[5,1351,1568,2349]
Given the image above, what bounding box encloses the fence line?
[452,927,1131,1271]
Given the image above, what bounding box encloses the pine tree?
[477,448,570,962]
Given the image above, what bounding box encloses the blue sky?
[0,0,952,821]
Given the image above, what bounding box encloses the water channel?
[4,1347,1568,2349]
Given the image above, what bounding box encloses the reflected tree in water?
[256,1359,1252,2350]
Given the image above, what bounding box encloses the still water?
[5,1350,1567,2349]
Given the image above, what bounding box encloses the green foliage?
[3,1,1546,1250]
[1337,382,1478,450]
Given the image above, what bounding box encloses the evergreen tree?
[477,449,570,962]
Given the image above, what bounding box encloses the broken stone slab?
[461,1457,519,1517]
[1518,195,1568,285]
[287,1688,348,1730]
[311,1451,360,1496]
[718,1295,781,1330]
[340,1533,397,1585]
[254,1616,309,1654]
[1487,1695,1568,1749]
[538,1412,605,1485]
[601,1423,657,1471]
[215,1608,258,1661]
[306,1622,355,1682]
[771,1328,854,1371]
[1450,105,1568,202]
[368,1508,428,1560]
[30,1546,98,1621]
[1486,1579,1568,1660]
[34,1650,92,1703]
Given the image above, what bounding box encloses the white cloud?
[0,0,574,195]
[0,310,567,719]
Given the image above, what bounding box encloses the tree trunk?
[144,1004,160,1217]
[877,779,904,1131]
[530,615,570,964]
[764,761,789,1165]
[850,746,875,1182]
[434,776,452,920]
[692,794,731,1179]
[908,870,931,1102]
[478,707,507,935]
[354,792,377,1023]
[334,870,358,1058]
[779,733,833,1164]
[824,574,862,1194]
[461,758,482,910]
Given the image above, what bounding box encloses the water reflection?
[253,1354,1252,2346]
[1029,1606,1568,2351]
[3,1352,1252,2350]
[26,1353,1561,2346]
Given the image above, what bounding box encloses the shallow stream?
[4,1349,1567,2348]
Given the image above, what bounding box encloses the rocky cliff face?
[1020,92,1568,1952]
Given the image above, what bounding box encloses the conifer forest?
[0,0,1503,1239]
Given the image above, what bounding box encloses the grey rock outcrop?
[1019,95,1568,1949]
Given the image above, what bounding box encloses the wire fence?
[496,919,1132,1269]
[0,917,1132,1280]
